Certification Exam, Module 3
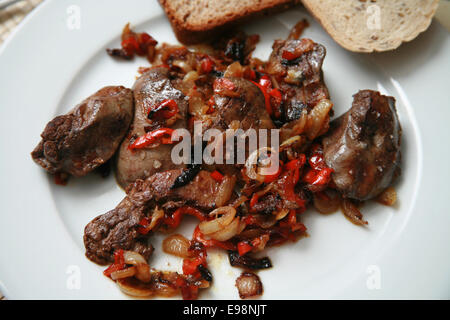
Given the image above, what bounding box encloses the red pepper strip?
[182,256,204,275]
[164,207,206,229]
[176,277,199,300]
[251,80,273,116]
[303,167,334,186]
[244,214,257,225]
[249,194,259,211]
[193,226,236,251]
[269,88,283,118]
[206,96,215,114]
[103,249,125,277]
[137,33,157,55]
[279,210,307,232]
[200,56,214,74]
[121,37,140,57]
[278,157,306,208]
[210,170,224,182]
[237,241,253,256]
[259,75,272,89]
[137,217,151,235]
[285,154,306,185]
[263,163,282,183]
[213,78,236,92]
[128,128,174,150]
[243,68,256,81]
[281,50,300,61]
[309,152,326,171]
[148,99,179,119]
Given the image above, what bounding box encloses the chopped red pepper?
[192,226,236,251]
[147,99,179,120]
[249,193,259,211]
[237,241,253,256]
[103,249,125,277]
[269,88,283,118]
[176,276,199,300]
[259,75,272,89]
[200,56,214,74]
[210,170,224,182]
[279,210,306,232]
[244,214,257,225]
[251,79,273,116]
[119,24,157,59]
[213,78,236,92]
[281,50,300,61]
[263,163,282,183]
[164,206,206,229]
[281,38,315,61]
[303,167,334,186]
[128,128,174,150]
[182,256,204,275]
[136,217,151,235]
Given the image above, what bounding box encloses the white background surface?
[0,0,449,299]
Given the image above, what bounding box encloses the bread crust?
[159,0,301,44]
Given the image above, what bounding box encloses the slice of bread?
[159,0,301,44]
[301,0,440,52]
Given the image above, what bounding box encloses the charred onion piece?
[228,251,272,270]
[171,164,201,189]
[341,199,368,226]
[235,272,263,299]
[198,264,213,282]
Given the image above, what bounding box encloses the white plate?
[0,0,449,300]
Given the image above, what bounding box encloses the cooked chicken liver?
[115,68,188,189]
[322,90,402,201]
[83,196,154,265]
[211,77,274,132]
[84,169,236,264]
[31,86,133,177]
[267,39,329,122]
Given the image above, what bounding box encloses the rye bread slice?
[159,0,301,44]
[301,0,439,52]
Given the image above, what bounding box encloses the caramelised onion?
[231,195,248,208]
[235,272,263,299]
[123,251,151,283]
[376,187,397,206]
[111,266,136,281]
[199,206,236,235]
[215,175,237,207]
[245,147,278,182]
[280,135,302,150]
[208,217,244,241]
[224,61,244,78]
[162,234,191,258]
[313,190,341,214]
[341,199,368,226]
[183,70,199,83]
[274,209,290,220]
[306,99,333,140]
[172,60,192,73]
[116,278,154,298]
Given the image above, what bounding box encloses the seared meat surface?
[31,86,133,177]
[116,68,188,189]
[322,90,402,201]
[211,77,274,131]
[84,169,236,264]
[127,169,236,210]
[267,39,329,122]
[84,196,154,265]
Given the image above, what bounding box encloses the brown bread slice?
[159,0,301,44]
